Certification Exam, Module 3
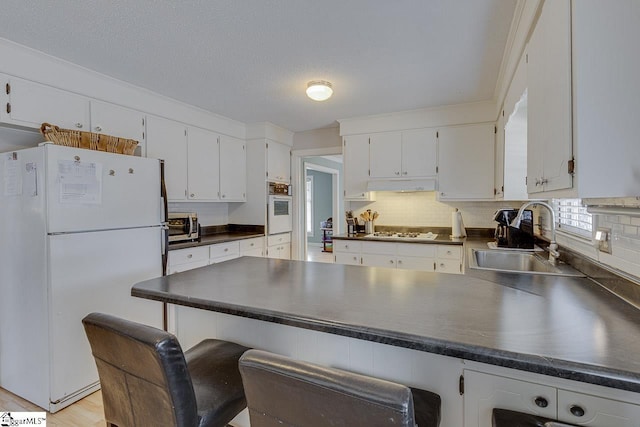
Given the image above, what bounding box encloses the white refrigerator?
[0,143,165,412]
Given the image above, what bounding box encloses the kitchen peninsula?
[132,255,640,426]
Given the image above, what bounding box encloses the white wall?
[293,127,341,151]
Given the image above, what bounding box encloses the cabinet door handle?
[75,122,83,129]
[395,171,400,175]
[94,125,102,132]
[389,259,394,264]
[397,259,402,264]
[534,396,549,408]
[569,405,585,417]
[190,193,195,197]
[353,256,358,261]
[402,171,408,175]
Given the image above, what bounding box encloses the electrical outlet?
[595,227,612,254]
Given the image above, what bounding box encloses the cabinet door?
[187,127,219,201]
[361,253,396,268]
[220,135,246,201]
[494,111,505,199]
[527,0,572,194]
[146,116,187,201]
[463,370,557,427]
[369,131,402,178]
[396,256,434,272]
[343,135,372,200]
[3,77,89,130]
[90,101,145,153]
[334,253,361,265]
[267,140,290,182]
[402,129,438,177]
[438,124,495,200]
[558,389,640,427]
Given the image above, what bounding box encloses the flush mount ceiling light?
[306,80,333,101]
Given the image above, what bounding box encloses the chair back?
[239,349,416,427]
[83,312,198,427]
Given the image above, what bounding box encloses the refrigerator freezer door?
[48,226,163,404]
[45,145,161,233]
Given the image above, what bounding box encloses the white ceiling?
[0,1,517,133]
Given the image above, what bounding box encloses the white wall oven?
[268,183,292,235]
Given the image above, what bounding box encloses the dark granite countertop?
[132,252,640,393]
[168,224,265,251]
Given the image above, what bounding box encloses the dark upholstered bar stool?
[239,349,441,427]
[82,312,250,427]
[493,408,578,426]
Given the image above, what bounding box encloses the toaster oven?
[167,212,199,243]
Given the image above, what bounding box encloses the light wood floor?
[306,244,334,263]
[0,387,105,426]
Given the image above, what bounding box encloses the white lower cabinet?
[209,241,240,264]
[334,240,462,274]
[464,369,640,427]
[557,389,640,426]
[167,246,210,274]
[464,370,557,427]
[240,237,265,257]
[267,233,291,259]
[333,240,362,265]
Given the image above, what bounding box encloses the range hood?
[366,179,437,192]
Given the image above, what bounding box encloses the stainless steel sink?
[469,249,584,276]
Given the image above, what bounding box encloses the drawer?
[169,246,209,267]
[397,256,435,272]
[210,241,240,260]
[333,240,361,253]
[361,241,396,255]
[397,243,436,257]
[240,237,265,252]
[267,233,291,247]
[436,245,462,260]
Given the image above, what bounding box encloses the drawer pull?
[397,260,402,264]
[569,405,585,417]
[224,248,229,252]
[250,243,254,246]
[187,254,193,259]
[534,397,548,408]
[389,260,394,264]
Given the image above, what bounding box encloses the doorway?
[293,153,342,262]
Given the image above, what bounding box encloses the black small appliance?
[494,208,534,249]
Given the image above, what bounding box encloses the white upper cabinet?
[401,128,438,178]
[146,115,188,201]
[1,75,89,131]
[526,0,573,194]
[369,129,437,179]
[219,135,246,201]
[570,0,640,198]
[369,131,402,178]
[90,101,145,153]
[266,140,290,183]
[438,123,495,200]
[187,127,219,201]
[343,134,373,200]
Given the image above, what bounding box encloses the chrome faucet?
[510,201,560,265]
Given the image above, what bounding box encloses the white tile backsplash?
[541,202,640,281]
[348,191,522,229]
[168,202,228,226]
